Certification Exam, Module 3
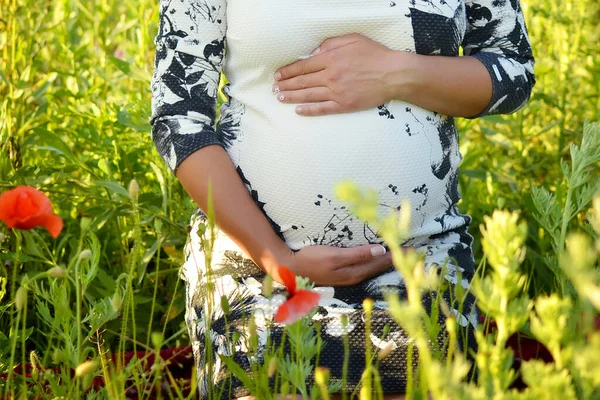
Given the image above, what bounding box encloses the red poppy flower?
[274,265,320,325]
[0,186,63,238]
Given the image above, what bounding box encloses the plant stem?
[559,185,574,254]
[5,230,22,395]
[146,234,163,350]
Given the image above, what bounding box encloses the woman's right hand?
[281,244,394,287]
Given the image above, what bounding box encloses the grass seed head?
[75,359,98,377]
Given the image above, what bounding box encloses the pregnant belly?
[223,100,460,250]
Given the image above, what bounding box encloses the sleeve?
[462,0,536,118]
[150,0,227,174]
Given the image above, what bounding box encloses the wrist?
[383,50,423,103]
[257,239,294,276]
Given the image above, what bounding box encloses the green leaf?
[219,355,255,392]
[89,207,116,232]
[26,128,96,176]
[117,105,151,132]
[481,115,511,125]
[138,239,159,286]
[150,162,168,214]
[108,55,131,75]
[94,181,130,199]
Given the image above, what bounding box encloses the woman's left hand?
[273,33,409,116]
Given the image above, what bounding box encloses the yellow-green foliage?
[0,0,599,398]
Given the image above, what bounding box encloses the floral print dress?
[150,0,535,398]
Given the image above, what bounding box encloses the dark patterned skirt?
[181,214,478,399]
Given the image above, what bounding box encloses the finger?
[276,87,331,105]
[273,71,326,92]
[275,56,326,81]
[334,244,388,267]
[312,33,362,55]
[295,101,344,116]
[336,253,395,286]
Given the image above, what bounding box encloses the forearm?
[385,51,493,118]
[175,145,291,275]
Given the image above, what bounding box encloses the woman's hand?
[272,33,411,116]
[279,243,394,287]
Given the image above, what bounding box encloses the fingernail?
[371,245,386,257]
[278,94,285,101]
[312,47,321,55]
[296,106,303,113]
[274,72,282,80]
[272,85,280,94]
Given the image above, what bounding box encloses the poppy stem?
[5,230,22,395]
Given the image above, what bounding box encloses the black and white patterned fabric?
[150,0,535,398]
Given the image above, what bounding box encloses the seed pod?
[79,249,92,260]
[15,286,26,311]
[75,360,98,377]
[267,357,277,378]
[48,266,67,279]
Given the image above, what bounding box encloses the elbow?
[508,63,536,115]
[467,51,537,118]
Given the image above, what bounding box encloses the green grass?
[0,0,599,398]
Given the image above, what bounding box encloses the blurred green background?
[0,0,599,361]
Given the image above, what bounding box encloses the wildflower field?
[1,0,600,398]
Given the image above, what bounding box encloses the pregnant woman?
[150,1,535,398]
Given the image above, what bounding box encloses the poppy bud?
[363,298,374,313]
[111,292,121,313]
[80,217,92,231]
[341,314,349,327]
[79,249,92,260]
[220,295,230,315]
[75,359,98,377]
[248,315,257,334]
[262,275,273,298]
[315,367,330,386]
[267,357,277,377]
[378,341,394,360]
[48,266,67,279]
[15,286,26,311]
[151,332,163,349]
[446,316,457,334]
[128,179,140,201]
